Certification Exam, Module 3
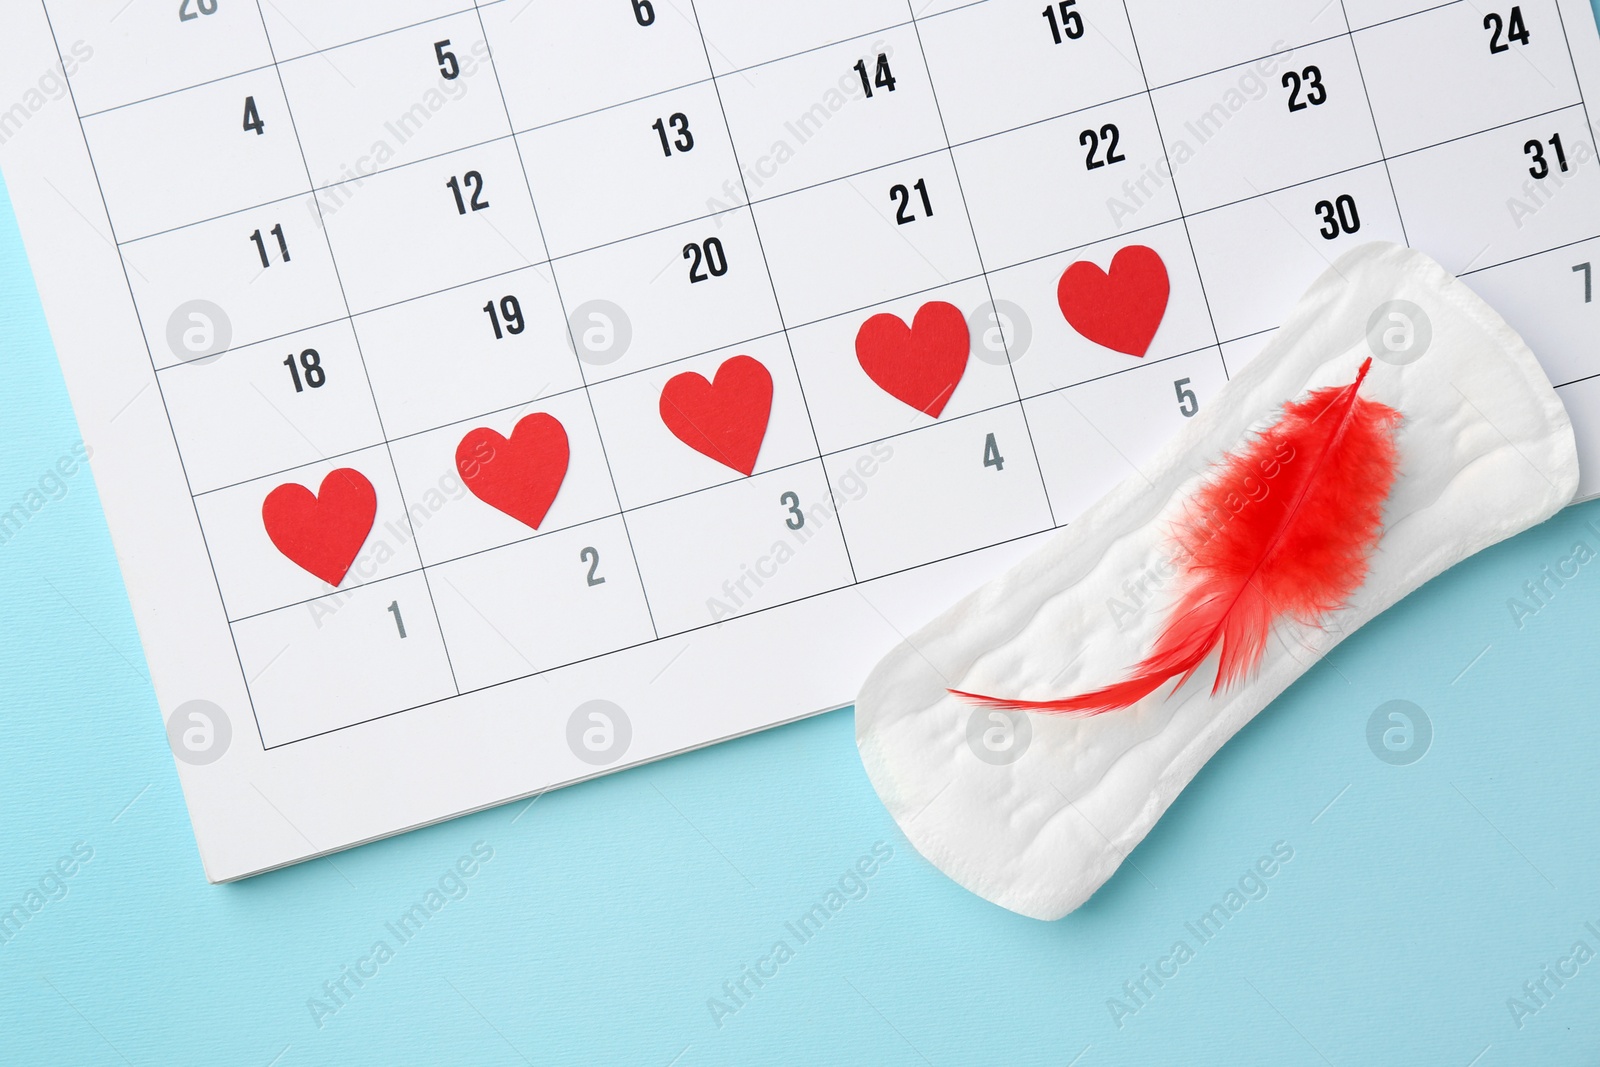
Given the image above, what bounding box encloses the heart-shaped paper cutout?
[659,355,773,476]
[1057,244,1170,357]
[457,412,571,530]
[262,468,377,587]
[855,300,969,418]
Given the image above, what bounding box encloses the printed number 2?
[1174,378,1199,418]
[781,491,805,530]
[580,547,606,586]
[1485,7,1530,53]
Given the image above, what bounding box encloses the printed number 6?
[1174,377,1199,418]
[781,491,805,530]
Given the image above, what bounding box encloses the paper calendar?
[2,0,1598,880]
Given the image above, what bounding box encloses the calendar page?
[3,0,1600,881]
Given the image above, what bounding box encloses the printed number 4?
[983,433,1005,471]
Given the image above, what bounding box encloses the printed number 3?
[781,491,805,530]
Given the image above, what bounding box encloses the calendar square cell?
[1151,38,1383,215]
[320,138,548,312]
[158,321,385,494]
[233,571,456,748]
[786,278,1023,455]
[690,0,907,73]
[715,26,947,202]
[1387,107,1600,274]
[1354,0,1579,156]
[517,82,740,257]
[953,96,1179,270]
[916,0,1147,145]
[478,0,712,131]
[985,220,1217,398]
[44,1,273,116]
[356,263,581,438]
[555,209,784,383]
[428,517,656,693]
[754,152,984,326]
[82,73,309,241]
[626,462,855,636]
[1121,0,1346,87]
[259,0,471,60]
[825,405,1053,581]
[587,336,819,511]
[195,447,423,621]
[1461,236,1600,389]
[123,196,347,369]
[386,391,621,567]
[1024,348,1228,523]
[277,15,511,189]
[1184,163,1406,340]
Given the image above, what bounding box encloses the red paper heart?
[1057,244,1170,357]
[456,412,571,530]
[855,300,969,418]
[659,355,773,476]
[262,468,377,587]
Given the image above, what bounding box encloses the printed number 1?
[387,601,407,638]
[1575,262,1592,303]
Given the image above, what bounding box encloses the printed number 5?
[1174,377,1199,418]
[435,40,461,80]
[781,491,805,530]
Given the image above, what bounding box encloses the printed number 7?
[1174,378,1199,418]
[1574,262,1592,303]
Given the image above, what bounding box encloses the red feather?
[953,358,1401,716]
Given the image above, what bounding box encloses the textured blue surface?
[6,27,1600,1064]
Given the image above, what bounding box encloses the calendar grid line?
[468,0,664,643]
[36,0,272,752]
[249,0,463,698]
[253,521,1059,751]
[903,0,1058,528]
[185,337,1221,506]
[1549,0,1600,191]
[1113,0,1229,386]
[1339,3,1412,246]
[684,0,863,586]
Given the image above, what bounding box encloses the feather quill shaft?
[954,358,1401,716]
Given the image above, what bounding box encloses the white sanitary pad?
[855,243,1578,920]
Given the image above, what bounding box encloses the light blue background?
[6,26,1600,1066]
